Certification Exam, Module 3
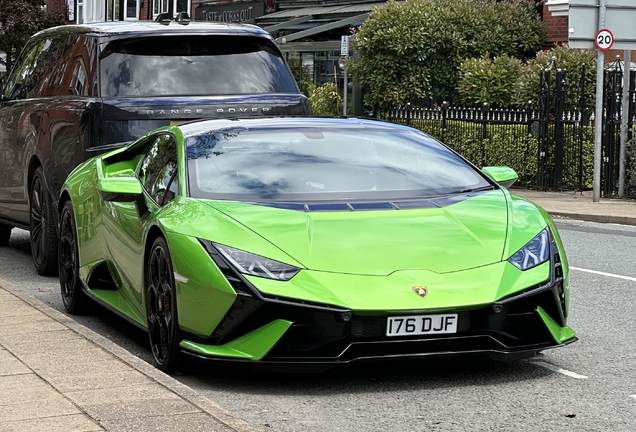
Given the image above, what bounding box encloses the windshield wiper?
[459,185,495,193]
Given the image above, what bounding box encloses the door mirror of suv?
[97,177,143,202]
[482,166,518,188]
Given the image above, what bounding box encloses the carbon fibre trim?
[252,190,491,212]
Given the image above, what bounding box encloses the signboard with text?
[341,36,349,56]
[195,1,265,24]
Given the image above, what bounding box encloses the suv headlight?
[214,243,300,281]
[508,228,550,271]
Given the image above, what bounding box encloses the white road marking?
[570,266,636,283]
[631,395,636,400]
[533,361,588,379]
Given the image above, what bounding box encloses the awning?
[257,1,385,47]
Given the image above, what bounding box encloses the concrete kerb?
[0,277,258,432]
[547,211,636,226]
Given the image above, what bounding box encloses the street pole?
[340,35,349,117]
[618,49,631,198]
[593,0,608,202]
[343,68,348,117]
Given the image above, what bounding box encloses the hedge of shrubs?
[385,118,596,189]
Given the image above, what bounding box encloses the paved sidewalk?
[0,279,257,432]
[512,189,636,226]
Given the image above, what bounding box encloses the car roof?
[177,117,420,137]
[33,21,270,39]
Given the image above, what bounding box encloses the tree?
[348,0,546,110]
[0,0,65,73]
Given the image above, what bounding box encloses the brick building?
[543,0,568,47]
[46,0,190,23]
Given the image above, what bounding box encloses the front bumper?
[179,277,575,365]
[181,236,575,366]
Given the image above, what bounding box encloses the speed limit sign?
[595,28,614,51]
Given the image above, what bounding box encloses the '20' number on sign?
[596,29,614,51]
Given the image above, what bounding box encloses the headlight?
[508,228,550,271]
[213,243,300,281]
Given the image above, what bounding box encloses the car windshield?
[185,126,493,202]
[100,35,297,97]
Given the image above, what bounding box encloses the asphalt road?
[1,220,635,431]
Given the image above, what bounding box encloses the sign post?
[570,0,636,201]
[619,49,631,197]
[592,0,608,203]
[341,36,349,116]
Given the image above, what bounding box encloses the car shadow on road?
[181,354,554,396]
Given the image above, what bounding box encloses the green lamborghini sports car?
[58,117,576,372]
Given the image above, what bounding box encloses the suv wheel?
[0,224,12,246]
[30,167,58,276]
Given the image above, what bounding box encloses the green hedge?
[384,118,595,189]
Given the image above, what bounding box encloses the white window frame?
[153,0,191,19]
[76,0,83,23]
[124,0,140,20]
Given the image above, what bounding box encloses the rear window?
[99,35,298,97]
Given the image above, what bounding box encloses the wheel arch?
[27,156,43,203]
[144,225,167,289]
[57,190,72,232]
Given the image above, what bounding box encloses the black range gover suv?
[0,20,310,275]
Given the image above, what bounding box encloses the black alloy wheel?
[0,223,12,246]
[59,200,89,314]
[30,167,58,275]
[146,236,182,373]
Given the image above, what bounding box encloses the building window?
[124,0,139,20]
[106,0,122,21]
[153,0,191,18]
[77,0,83,23]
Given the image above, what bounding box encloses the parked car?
[0,20,310,275]
[59,117,576,372]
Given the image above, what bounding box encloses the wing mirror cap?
[97,177,143,202]
[482,166,518,188]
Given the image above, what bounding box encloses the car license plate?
[386,314,458,337]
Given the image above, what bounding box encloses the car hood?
[203,190,513,276]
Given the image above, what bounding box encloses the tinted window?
[139,134,178,205]
[186,127,492,202]
[3,37,65,99]
[100,36,298,97]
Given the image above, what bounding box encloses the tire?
[30,167,58,276]
[0,223,12,246]
[59,200,90,314]
[146,236,183,373]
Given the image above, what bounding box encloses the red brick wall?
[47,0,69,20]
[47,0,156,23]
[542,1,568,48]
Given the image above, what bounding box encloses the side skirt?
[81,282,147,331]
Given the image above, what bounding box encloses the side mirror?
[482,166,518,188]
[97,177,143,202]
